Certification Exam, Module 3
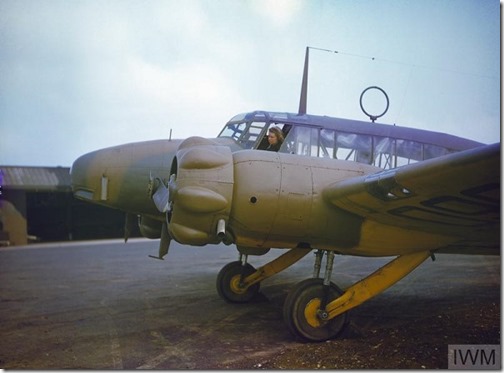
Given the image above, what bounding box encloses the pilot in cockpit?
[266,127,284,152]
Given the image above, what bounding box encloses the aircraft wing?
[323,143,500,255]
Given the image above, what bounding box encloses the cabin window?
[396,139,422,166]
[309,128,320,156]
[335,133,372,163]
[219,115,457,170]
[373,137,395,169]
[319,129,336,158]
[355,135,372,164]
[335,133,356,160]
[424,144,452,159]
[282,126,320,156]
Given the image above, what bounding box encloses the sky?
[0,0,500,167]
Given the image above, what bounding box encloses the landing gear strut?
[284,250,349,341]
[216,247,431,342]
[284,250,431,341]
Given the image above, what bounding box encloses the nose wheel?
[216,261,260,303]
[283,278,349,342]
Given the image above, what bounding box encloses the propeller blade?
[152,178,171,213]
[148,221,171,260]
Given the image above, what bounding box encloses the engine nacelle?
[138,215,163,239]
[227,150,375,251]
[167,140,378,251]
[168,138,234,246]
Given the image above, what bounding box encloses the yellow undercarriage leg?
[325,250,431,320]
[240,247,311,289]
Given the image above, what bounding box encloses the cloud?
[250,0,303,27]
[130,60,232,106]
[123,57,254,127]
[64,54,257,152]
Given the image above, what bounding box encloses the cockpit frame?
[218,111,483,171]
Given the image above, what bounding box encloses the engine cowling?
[138,215,163,239]
[168,137,234,246]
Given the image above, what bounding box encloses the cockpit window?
[219,122,247,141]
[218,121,269,149]
[218,112,455,170]
[245,122,268,148]
[254,122,291,151]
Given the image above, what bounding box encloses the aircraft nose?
[70,150,104,202]
[71,139,186,213]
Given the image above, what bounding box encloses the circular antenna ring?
[359,86,389,123]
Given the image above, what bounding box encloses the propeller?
[147,137,234,257]
[147,174,177,260]
[148,220,171,260]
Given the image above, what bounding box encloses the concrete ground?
[0,239,500,369]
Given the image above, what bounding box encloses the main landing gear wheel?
[216,261,260,303]
[283,278,349,342]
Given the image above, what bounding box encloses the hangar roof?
[1,166,71,192]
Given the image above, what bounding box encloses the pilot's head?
[268,127,284,146]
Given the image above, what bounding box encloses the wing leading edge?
[323,143,500,256]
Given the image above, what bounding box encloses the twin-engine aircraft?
[70,48,500,341]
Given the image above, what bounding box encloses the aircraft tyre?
[216,261,260,303]
[283,278,349,342]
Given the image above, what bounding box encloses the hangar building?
[0,166,139,246]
